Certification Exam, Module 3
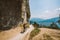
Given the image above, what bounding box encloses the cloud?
[56,8,60,11]
[39,8,60,19]
[55,8,60,14]
[31,8,60,19]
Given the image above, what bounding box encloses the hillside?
[30,28,60,40]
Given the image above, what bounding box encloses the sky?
[29,0,60,19]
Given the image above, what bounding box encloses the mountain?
[42,17,59,22]
[38,17,59,26]
[30,18,44,21]
[40,17,59,25]
[30,17,60,27]
[30,18,44,24]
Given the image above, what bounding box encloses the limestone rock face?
[26,0,30,22]
[0,0,30,30]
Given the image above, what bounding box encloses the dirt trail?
[8,25,34,40]
[32,28,60,40]
[0,26,22,40]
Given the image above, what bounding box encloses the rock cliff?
[0,0,30,30]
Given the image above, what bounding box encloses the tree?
[33,22,39,28]
[50,22,59,29]
[30,21,33,24]
[57,14,60,24]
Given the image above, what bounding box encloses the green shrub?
[29,28,40,40]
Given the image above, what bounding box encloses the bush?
[58,20,60,24]
[29,28,40,40]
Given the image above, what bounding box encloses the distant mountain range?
[30,17,60,28]
[30,18,44,22]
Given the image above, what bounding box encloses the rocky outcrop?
[26,0,30,22]
[0,0,30,30]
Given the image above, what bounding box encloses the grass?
[29,28,40,40]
